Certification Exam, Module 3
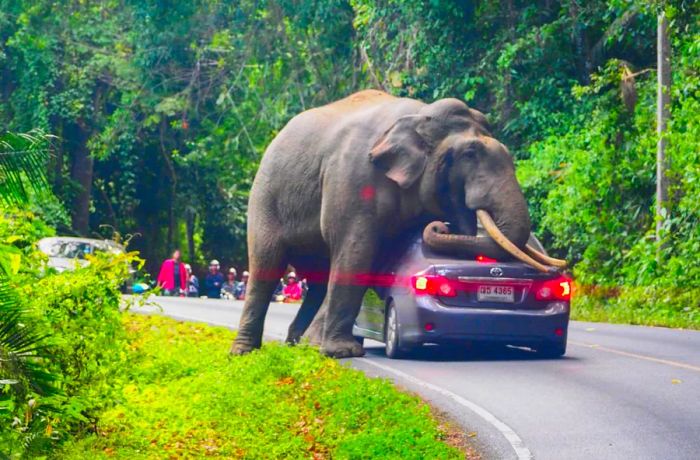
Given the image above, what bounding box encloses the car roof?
[38,236,125,251]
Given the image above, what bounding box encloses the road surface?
[133,296,700,460]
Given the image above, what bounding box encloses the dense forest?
[1,1,698,310]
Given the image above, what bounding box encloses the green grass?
[59,314,465,459]
[571,286,700,330]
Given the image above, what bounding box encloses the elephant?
[230,89,565,358]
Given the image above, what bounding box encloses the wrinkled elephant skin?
[231,90,532,358]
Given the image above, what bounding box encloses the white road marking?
[145,306,533,459]
[569,340,700,373]
[356,357,533,460]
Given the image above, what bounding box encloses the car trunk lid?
[429,262,561,309]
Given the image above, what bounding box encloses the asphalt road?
[133,296,700,460]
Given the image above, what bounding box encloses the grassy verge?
[59,314,468,459]
[572,285,700,330]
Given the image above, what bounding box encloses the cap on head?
[228,267,237,275]
[209,259,220,266]
[287,271,297,279]
[242,270,250,277]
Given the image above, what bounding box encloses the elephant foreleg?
[319,279,368,358]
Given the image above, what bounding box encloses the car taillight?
[476,254,497,263]
[534,276,572,301]
[411,274,457,297]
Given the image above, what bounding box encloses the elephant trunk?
[422,181,562,273]
[425,179,530,255]
[423,219,507,259]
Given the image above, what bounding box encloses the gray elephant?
[230,90,564,358]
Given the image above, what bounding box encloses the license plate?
[477,285,515,303]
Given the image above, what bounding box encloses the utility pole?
[656,11,671,245]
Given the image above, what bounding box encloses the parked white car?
[37,236,126,272]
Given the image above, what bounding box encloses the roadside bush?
[0,206,54,275]
[32,255,133,418]
[573,285,700,329]
[0,207,137,457]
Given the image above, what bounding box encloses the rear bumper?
[397,295,570,346]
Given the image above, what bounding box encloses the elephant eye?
[463,148,478,159]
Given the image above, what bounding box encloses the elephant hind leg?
[230,240,286,355]
[286,281,327,345]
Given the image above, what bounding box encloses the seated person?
[234,270,249,300]
[282,272,302,302]
[272,278,285,302]
[186,263,199,297]
[222,267,238,299]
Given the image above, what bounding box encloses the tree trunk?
[70,132,93,235]
[656,12,671,245]
[69,83,106,236]
[590,6,640,70]
[569,1,592,84]
[186,207,196,262]
[501,0,516,122]
[52,118,65,195]
[159,121,177,251]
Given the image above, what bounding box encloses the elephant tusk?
[476,210,558,274]
[524,244,568,269]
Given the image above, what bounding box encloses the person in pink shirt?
[156,249,188,296]
[282,272,302,302]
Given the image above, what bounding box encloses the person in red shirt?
[282,272,302,302]
[156,249,187,296]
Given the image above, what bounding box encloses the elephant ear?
[369,115,430,189]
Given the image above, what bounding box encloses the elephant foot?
[285,331,302,345]
[320,337,365,358]
[229,339,260,356]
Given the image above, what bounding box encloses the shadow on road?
[363,343,581,363]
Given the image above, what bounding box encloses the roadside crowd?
[156,249,306,302]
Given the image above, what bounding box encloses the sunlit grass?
[60,314,464,459]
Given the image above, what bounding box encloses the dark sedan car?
[353,226,572,359]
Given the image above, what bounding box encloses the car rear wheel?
[535,341,567,358]
[385,302,410,359]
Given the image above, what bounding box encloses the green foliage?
[0,206,54,273]
[0,206,136,457]
[517,16,700,326]
[0,131,50,207]
[1,209,461,457]
[60,314,462,459]
[0,280,56,411]
[518,59,658,282]
[1,0,362,270]
[1,1,699,326]
[572,285,700,329]
[0,132,63,456]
